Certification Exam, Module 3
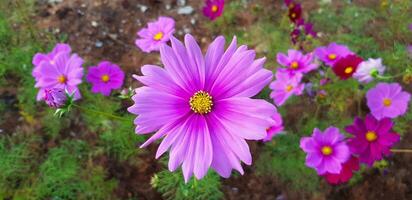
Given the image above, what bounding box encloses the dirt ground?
[2,0,407,199]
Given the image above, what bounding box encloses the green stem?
[72,104,129,121]
[375,73,404,80]
[391,148,412,153]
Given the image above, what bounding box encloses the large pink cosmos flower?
[128,34,276,182]
[300,126,350,175]
[135,16,175,53]
[345,115,400,166]
[276,49,318,75]
[366,83,410,120]
[269,71,305,106]
[33,44,83,100]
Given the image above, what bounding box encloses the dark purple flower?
[290,28,301,44]
[304,23,317,38]
[87,61,125,96]
[345,115,400,166]
[44,88,67,108]
[288,4,302,23]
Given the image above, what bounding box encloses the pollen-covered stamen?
[290,61,299,69]
[153,32,164,41]
[328,54,337,60]
[365,131,378,142]
[291,13,297,19]
[57,75,67,84]
[190,91,213,114]
[344,66,353,74]
[101,74,110,83]
[285,85,294,92]
[211,5,218,12]
[321,146,333,156]
[383,98,392,107]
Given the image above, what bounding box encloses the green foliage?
[35,140,85,199]
[256,134,320,192]
[100,116,144,162]
[0,136,40,199]
[152,170,223,200]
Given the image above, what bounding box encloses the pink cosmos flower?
[314,43,353,67]
[135,16,175,53]
[300,126,350,175]
[203,0,224,21]
[32,43,71,81]
[33,44,83,101]
[44,88,67,108]
[263,109,284,142]
[323,156,359,185]
[345,115,400,166]
[128,34,276,182]
[353,58,385,84]
[86,61,125,96]
[366,83,410,120]
[276,49,318,75]
[269,71,305,106]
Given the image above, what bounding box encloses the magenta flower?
[263,109,284,142]
[32,43,71,80]
[323,156,359,185]
[300,126,350,175]
[269,71,305,106]
[345,115,400,166]
[33,44,83,101]
[44,88,67,108]
[135,16,175,53]
[203,0,224,21]
[314,43,353,67]
[86,61,125,96]
[332,54,363,80]
[276,49,318,75]
[366,83,410,120]
[128,34,276,182]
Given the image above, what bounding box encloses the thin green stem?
[72,104,129,121]
[375,73,404,80]
[391,149,412,153]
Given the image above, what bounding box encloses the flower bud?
[44,88,67,108]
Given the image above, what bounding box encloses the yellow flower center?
[291,13,296,18]
[321,146,333,156]
[285,85,294,92]
[101,74,110,83]
[365,131,378,142]
[211,5,218,12]
[290,61,299,69]
[383,98,392,107]
[328,54,337,60]
[189,91,213,114]
[57,75,67,84]
[153,32,164,41]
[344,66,353,74]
